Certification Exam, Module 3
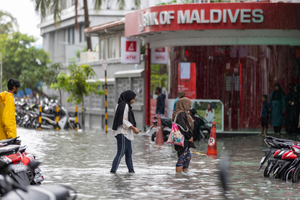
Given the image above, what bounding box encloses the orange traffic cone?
[155,114,164,145]
[207,121,217,158]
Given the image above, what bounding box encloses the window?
[68,27,75,44]
[100,39,106,59]
[108,37,116,58]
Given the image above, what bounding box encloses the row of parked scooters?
[0,136,76,199]
[15,98,81,130]
[259,136,300,182]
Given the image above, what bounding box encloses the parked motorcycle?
[0,137,43,186]
[148,116,172,142]
[0,162,77,200]
[190,108,211,141]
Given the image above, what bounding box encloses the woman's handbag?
[166,114,188,147]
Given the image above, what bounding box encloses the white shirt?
[205,109,215,123]
[112,104,134,141]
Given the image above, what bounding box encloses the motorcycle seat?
[40,185,70,199]
[0,145,20,156]
[0,136,20,145]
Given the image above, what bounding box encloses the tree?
[0,10,18,34]
[51,59,104,129]
[0,32,51,95]
[43,63,63,104]
[33,0,141,51]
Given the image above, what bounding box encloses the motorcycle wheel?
[292,165,300,183]
[273,167,281,179]
[283,168,294,182]
[264,163,272,177]
[31,118,40,130]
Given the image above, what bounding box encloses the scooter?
[0,137,44,186]
[190,108,211,141]
[257,136,295,171]
[31,106,80,130]
[148,116,172,142]
[0,162,77,200]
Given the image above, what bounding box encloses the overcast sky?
[0,0,43,46]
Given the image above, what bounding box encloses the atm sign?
[126,41,137,52]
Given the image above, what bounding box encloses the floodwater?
[18,128,300,199]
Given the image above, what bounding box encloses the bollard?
[155,114,164,145]
[38,106,42,131]
[75,106,78,131]
[56,105,59,130]
[207,121,217,158]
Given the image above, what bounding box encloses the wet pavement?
[17,128,300,199]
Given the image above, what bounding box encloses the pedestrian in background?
[0,79,20,140]
[111,90,139,174]
[155,87,165,115]
[269,83,285,134]
[173,91,185,112]
[172,97,195,173]
[260,95,269,136]
[286,83,297,134]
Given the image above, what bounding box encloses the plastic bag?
[166,123,185,147]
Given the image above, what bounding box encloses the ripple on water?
[17,128,300,199]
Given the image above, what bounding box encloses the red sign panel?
[125,3,300,37]
[126,41,137,52]
[178,62,197,99]
[155,48,166,52]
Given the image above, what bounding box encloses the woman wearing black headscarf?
[286,83,297,134]
[110,90,139,173]
[269,83,286,134]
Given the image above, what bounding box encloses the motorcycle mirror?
[27,161,41,170]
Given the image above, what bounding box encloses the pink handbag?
[166,114,187,147]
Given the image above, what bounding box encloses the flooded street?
[17,128,300,199]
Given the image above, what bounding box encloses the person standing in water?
[269,83,285,134]
[111,90,139,173]
[172,97,195,173]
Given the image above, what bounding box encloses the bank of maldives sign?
[121,37,140,64]
[125,3,300,37]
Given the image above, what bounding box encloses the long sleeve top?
[174,112,193,156]
[112,104,134,140]
[0,92,17,140]
[156,94,165,115]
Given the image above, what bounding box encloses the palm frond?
[117,0,126,10]
[32,0,51,19]
[51,0,62,24]
[0,10,19,34]
[134,0,141,9]
[94,0,103,11]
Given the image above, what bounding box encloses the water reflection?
[17,128,300,199]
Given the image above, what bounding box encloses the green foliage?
[156,0,193,5]
[43,63,63,87]
[75,46,87,59]
[51,59,104,105]
[0,32,51,90]
[0,10,18,34]
[151,65,168,92]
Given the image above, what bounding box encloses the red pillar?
[145,43,151,126]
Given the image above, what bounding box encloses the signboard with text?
[125,3,300,37]
[121,37,140,64]
[151,47,168,64]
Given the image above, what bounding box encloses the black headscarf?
[271,83,284,101]
[112,90,136,130]
[286,83,296,103]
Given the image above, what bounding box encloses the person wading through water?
[111,90,139,173]
[172,97,196,173]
